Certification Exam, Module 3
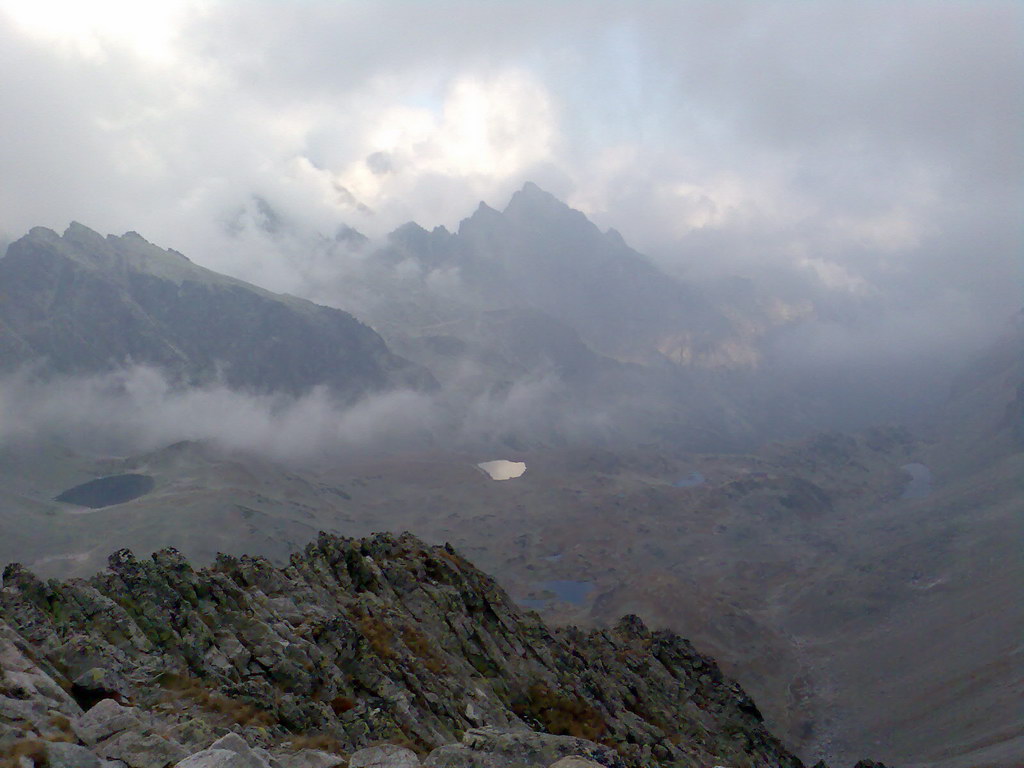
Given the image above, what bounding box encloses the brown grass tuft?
[286,733,348,755]
[330,696,356,715]
[46,715,71,733]
[157,672,276,727]
[3,739,48,768]
[399,624,447,674]
[512,683,607,742]
[356,614,397,660]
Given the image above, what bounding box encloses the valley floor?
[0,435,1020,766]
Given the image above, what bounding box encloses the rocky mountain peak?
[388,221,440,252]
[63,220,108,249]
[458,200,504,234]
[502,182,591,231]
[505,181,562,209]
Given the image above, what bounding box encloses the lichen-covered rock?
[349,743,420,768]
[207,733,271,768]
[0,533,804,768]
[451,727,623,768]
[95,730,187,768]
[423,744,504,768]
[271,751,346,768]
[45,741,104,768]
[174,749,253,768]
[0,619,82,738]
[73,700,142,746]
[548,758,605,768]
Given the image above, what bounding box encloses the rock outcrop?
[0,532,875,768]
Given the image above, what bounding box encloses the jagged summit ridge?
[24,223,196,278]
[0,532,803,768]
[502,181,579,219]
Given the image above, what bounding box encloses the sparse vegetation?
[2,739,47,768]
[285,733,348,756]
[435,548,467,569]
[399,624,447,674]
[158,672,276,727]
[330,695,355,715]
[46,715,70,733]
[511,683,607,742]
[355,612,397,660]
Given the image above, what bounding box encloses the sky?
[0,0,1021,348]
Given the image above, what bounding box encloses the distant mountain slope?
[0,223,432,397]
[764,313,1024,766]
[376,183,741,368]
[930,307,1024,473]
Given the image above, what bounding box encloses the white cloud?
[0,0,1018,351]
[329,69,559,232]
[0,0,204,62]
[798,257,873,295]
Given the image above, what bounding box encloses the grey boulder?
[45,741,103,768]
[424,728,623,768]
[174,749,252,768]
[207,734,271,768]
[548,759,606,768]
[73,699,142,745]
[271,750,347,768]
[349,744,421,768]
[96,730,187,768]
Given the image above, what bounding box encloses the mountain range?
[0,185,1020,767]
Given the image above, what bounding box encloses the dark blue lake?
[543,580,594,605]
[674,472,705,488]
[518,579,595,610]
[55,474,155,508]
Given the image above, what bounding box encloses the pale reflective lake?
[477,460,527,480]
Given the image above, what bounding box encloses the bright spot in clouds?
[0,0,200,60]
[337,70,557,214]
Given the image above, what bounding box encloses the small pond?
[477,460,527,480]
[545,580,594,605]
[520,580,595,610]
[674,471,705,488]
[55,474,155,509]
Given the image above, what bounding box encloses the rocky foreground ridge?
[0,533,880,768]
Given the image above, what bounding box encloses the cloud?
[0,0,1020,378]
[327,68,559,230]
[0,366,441,462]
[0,363,622,462]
